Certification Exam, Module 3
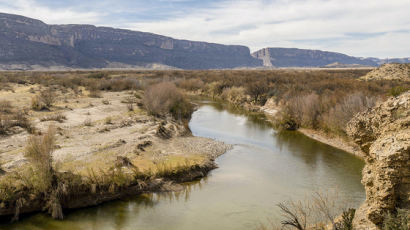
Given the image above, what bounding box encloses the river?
[1,100,365,230]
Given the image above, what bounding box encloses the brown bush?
[246,79,269,105]
[13,111,35,133]
[144,82,193,120]
[0,111,34,135]
[221,87,247,104]
[31,89,57,111]
[323,93,377,134]
[88,89,102,98]
[40,89,56,108]
[24,126,56,193]
[0,100,13,114]
[0,115,11,135]
[286,93,321,128]
[177,78,204,91]
[40,113,67,123]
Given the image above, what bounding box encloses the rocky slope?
[360,63,410,81]
[347,92,409,229]
[0,13,261,70]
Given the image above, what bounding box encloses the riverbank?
[0,84,231,221]
[297,129,364,159]
[190,92,364,158]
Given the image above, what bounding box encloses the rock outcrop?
[360,63,410,82]
[347,92,409,229]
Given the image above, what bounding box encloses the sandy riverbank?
[0,84,231,220]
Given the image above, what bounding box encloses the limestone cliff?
[0,13,261,70]
[347,92,409,229]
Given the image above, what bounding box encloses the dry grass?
[0,100,13,114]
[40,113,67,123]
[24,126,56,193]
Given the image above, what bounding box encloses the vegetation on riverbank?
[0,71,229,221]
[0,69,408,227]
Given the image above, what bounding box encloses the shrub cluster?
[31,89,56,111]
[0,101,34,135]
[144,82,193,120]
[1,69,408,137]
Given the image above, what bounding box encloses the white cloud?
[0,0,101,24]
[125,0,410,58]
[0,0,409,57]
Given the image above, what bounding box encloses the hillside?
[251,47,380,67]
[1,12,409,70]
[360,63,410,81]
[0,13,261,70]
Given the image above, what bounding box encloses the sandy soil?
[298,128,364,158]
[0,84,230,176]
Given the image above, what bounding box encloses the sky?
[0,0,409,58]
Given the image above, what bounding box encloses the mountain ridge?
[0,12,261,70]
[0,12,409,70]
[251,47,410,68]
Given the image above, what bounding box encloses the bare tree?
[277,201,311,230]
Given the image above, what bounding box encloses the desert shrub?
[323,93,376,134]
[24,126,56,193]
[98,78,141,91]
[88,89,102,98]
[221,87,247,104]
[281,93,321,129]
[335,209,355,230]
[0,100,13,114]
[31,96,44,111]
[206,81,225,98]
[277,201,310,230]
[0,115,11,135]
[246,78,269,105]
[144,82,193,120]
[389,86,408,97]
[0,111,34,134]
[382,209,409,230]
[87,72,108,79]
[13,111,35,133]
[39,89,56,108]
[40,113,67,123]
[177,78,204,91]
[31,89,57,110]
[274,191,355,230]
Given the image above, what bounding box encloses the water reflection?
[0,100,365,230]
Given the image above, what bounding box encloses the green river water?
[0,100,365,230]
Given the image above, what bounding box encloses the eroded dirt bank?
[0,84,230,221]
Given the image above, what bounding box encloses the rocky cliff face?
[0,13,261,70]
[347,92,409,229]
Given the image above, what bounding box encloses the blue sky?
[0,0,409,58]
